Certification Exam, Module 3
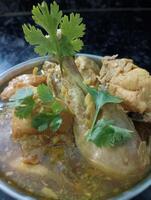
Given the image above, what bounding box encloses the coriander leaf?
[23,1,85,59]
[32,1,62,37]
[71,39,84,52]
[61,13,85,40]
[37,84,53,103]
[32,113,62,132]
[10,88,33,102]
[109,125,133,146]
[49,115,62,132]
[23,1,62,57]
[87,86,123,138]
[38,123,49,132]
[22,24,53,56]
[32,113,52,132]
[59,37,76,56]
[60,13,85,56]
[87,87,122,111]
[15,96,35,119]
[51,100,64,114]
[87,119,133,147]
[86,88,133,148]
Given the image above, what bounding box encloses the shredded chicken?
[75,56,100,85]
[43,61,62,97]
[98,56,151,114]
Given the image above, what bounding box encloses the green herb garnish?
[32,113,62,132]
[23,1,85,72]
[87,87,122,129]
[86,87,133,147]
[49,115,62,132]
[15,96,35,119]
[87,119,133,147]
[12,84,64,132]
[37,83,53,103]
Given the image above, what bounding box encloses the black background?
[0,0,151,199]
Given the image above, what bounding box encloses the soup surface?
[0,108,138,200]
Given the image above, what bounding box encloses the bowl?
[0,53,151,200]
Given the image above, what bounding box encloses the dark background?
[0,0,151,199]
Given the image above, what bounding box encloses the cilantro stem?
[89,109,99,134]
[62,57,87,94]
[51,30,63,72]
[59,57,63,75]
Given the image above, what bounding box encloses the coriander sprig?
[37,83,53,103]
[86,87,133,147]
[87,119,133,147]
[15,95,35,119]
[23,1,85,72]
[32,113,62,132]
[87,87,122,131]
[11,84,64,133]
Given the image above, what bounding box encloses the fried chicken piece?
[12,109,74,164]
[0,74,46,101]
[43,61,62,97]
[98,56,151,113]
[1,65,74,164]
[75,56,100,85]
[12,114,39,139]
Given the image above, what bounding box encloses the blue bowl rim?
[0,53,151,200]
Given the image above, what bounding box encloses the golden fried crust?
[98,57,151,113]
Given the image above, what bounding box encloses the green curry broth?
[0,109,135,200]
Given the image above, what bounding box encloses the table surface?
[0,0,151,199]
